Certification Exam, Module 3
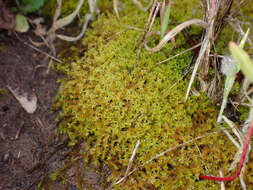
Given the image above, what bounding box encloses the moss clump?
[55,2,248,189]
[42,0,113,22]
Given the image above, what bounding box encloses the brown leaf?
[7,86,37,114]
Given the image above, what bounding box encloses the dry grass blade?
[184,0,221,102]
[231,0,249,18]
[113,0,120,18]
[148,19,208,53]
[184,27,213,101]
[148,2,160,33]
[131,0,153,12]
[207,53,222,100]
[219,170,226,190]
[184,0,238,100]
[51,0,85,31]
[222,116,245,145]
[88,0,99,17]
[135,0,156,50]
[140,2,160,52]
[222,115,249,190]
[239,169,247,190]
[160,0,171,39]
[229,149,243,171]
[156,42,202,65]
[193,140,210,173]
[222,116,244,172]
[220,125,241,149]
[56,14,92,41]
[136,0,157,65]
[114,140,140,185]
[228,19,253,49]
[53,0,62,23]
[213,0,233,41]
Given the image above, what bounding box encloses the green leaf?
[20,0,45,14]
[239,28,250,49]
[160,1,171,39]
[217,75,236,122]
[14,14,29,33]
[229,42,253,82]
[217,30,251,122]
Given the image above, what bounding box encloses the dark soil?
[0,30,103,190]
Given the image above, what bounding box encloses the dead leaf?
[7,86,37,114]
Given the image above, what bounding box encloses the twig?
[15,121,24,140]
[14,33,63,63]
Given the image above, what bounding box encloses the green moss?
[55,1,249,189]
[0,88,7,99]
[42,0,113,22]
[171,0,202,21]
[238,105,250,122]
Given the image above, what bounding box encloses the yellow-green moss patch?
[55,2,248,189]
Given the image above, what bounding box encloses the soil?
[0,30,103,190]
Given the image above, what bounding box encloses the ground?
[0,30,103,190]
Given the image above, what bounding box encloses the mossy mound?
[55,2,251,189]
